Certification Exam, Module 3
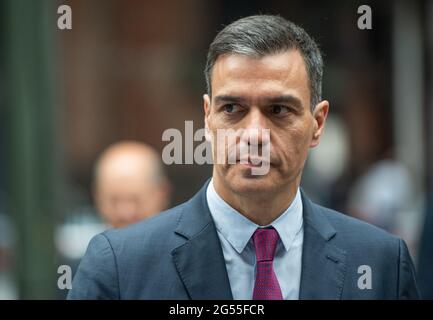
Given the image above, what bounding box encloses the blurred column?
[427,1,433,198]
[392,0,425,187]
[417,0,433,299]
[4,0,59,298]
[392,0,426,264]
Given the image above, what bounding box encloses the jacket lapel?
[171,182,346,300]
[171,181,233,300]
[299,192,347,299]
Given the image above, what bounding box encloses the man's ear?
[203,94,212,142]
[310,100,329,148]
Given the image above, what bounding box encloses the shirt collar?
[206,178,303,254]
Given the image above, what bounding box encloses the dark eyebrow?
[213,94,304,110]
[264,95,303,110]
[213,95,246,105]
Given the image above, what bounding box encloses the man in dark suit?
[68,15,419,300]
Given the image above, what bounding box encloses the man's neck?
[212,176,299,226]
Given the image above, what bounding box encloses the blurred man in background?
[57,141,171,298]
[93,141,171,228]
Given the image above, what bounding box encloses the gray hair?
[204,15,323,109]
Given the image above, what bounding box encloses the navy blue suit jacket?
[68,181,420,299]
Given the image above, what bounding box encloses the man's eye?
[271,105,290,115]
[224,104,241,113]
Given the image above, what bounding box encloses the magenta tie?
[252,228,283,300]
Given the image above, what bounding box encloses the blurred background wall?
[0,0,432,299]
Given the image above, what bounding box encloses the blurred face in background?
[94,142,170,228]
[204,50,328,198]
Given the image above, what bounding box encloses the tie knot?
[252,227,280,262]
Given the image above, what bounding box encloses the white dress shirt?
[206,179,304,299]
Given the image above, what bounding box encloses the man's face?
[95,158,169,228]
[204,50,328,196]
[96,175,157,228]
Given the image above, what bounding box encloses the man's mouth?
[237,157,270,167]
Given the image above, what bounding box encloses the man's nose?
[240,108,270,146]
[116,201,139,220]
